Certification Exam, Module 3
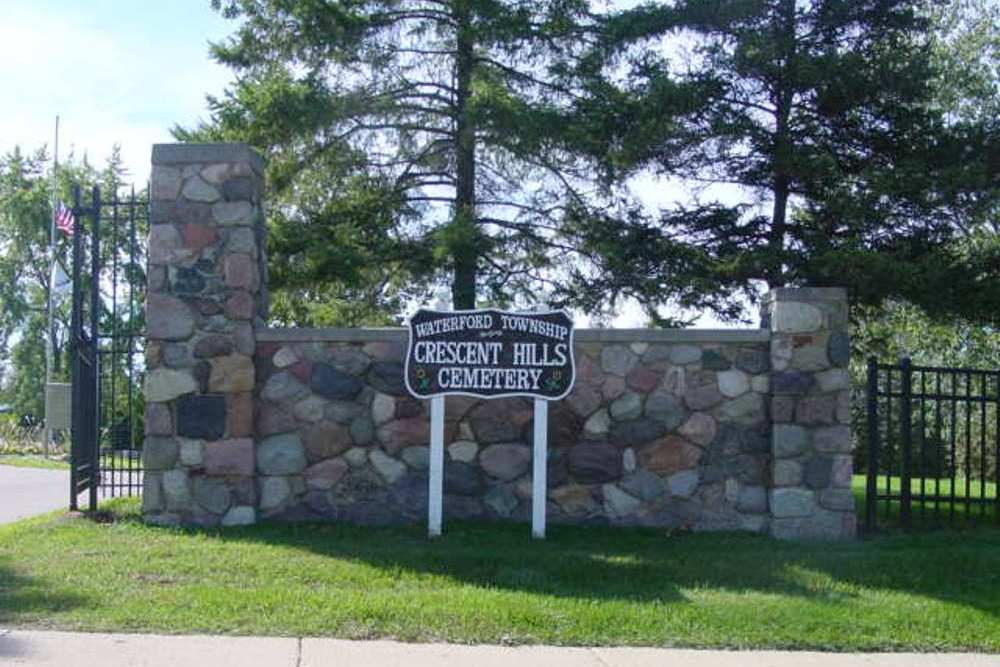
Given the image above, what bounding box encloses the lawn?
[852,474,998,526]
[1,498,999,651]
[0,455,69,471]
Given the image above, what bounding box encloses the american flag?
[55,203,75,236]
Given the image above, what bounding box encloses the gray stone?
[304,458,349,490]
[212,201,255,225]
[666,470,699,498]
[791,339,829,372]
[751,375,769,393]
[152,166,182,200]
[683,371,723,410]
[227,227,258,255]
[584,408,611,436]
[311,362,364,400]
[620,469,666,501]
[146,294,196,341]
[819,488,856,512]
[622,447,636,473]
[203,439,254,476]
[350,416,375,446]
[182,175,221,202]
[669,344,702,365]
[773,424,809,458]
[735,348,769,374]
[326,345,371,376]
[715,392,765,423]
[194,335,234,359]
[737,486,768,513]
[344,447,368,467]
[448,440,478,463]
[609,418,667,448]
[261,371,309,403]
[770,488,816,518]
[367,361,406,395]
[567,442,622,484]
[372,392,395,425]
[162,469,192,511]
[610,392,643,420]
[771,510,856,540]
[221,506,256,527]
[259,476,291,511]
[701,349,731,370]
[445,461,485,496]
[816,368,850,392]
[479,443,531,481]
[630,342,649,356]
[803,456,833,489]
[179,439,203,467]
[325,400,364,424]
[143,437,179,471]
[293,395,327,423]
[142,473,164,512]
[223,176,255,201]
[640,345,671,363]
[192,477,231,515]
[773,460,803,486]
[145,368,198,402]
[795,395,836,425]
[717,370,750,398]
[148,224,186,265]
[176,394,226,440]
[644,391,686,430]
[369,449,407,484]
[273,346,298,368]
[485,486,519,517]
[772,303,823,333]
[601,345,638,376]
[400,446,430,470]
[828,331,850,367]
[771,371,815,395]
[602,484,641,517]
[257,433,307,475]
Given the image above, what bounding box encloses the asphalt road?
[0,465,70,524]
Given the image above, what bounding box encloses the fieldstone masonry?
[142,143,856,540]
[143,144,267,527]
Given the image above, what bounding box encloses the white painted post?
[428,395,445,537]
[532,398,548,539]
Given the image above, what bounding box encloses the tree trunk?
[766,0,796,289]
[451,3,478,310]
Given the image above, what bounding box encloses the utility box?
[45,382,71,431]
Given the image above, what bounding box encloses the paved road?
[0,631,996,667]
[0,465,70,525]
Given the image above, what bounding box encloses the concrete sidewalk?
[0,630,996,666]
[0,465,69,525]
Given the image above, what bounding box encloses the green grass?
[1,498,999,650]
[0,455,69,470]
[852,474,998,526]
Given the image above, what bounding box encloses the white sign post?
[428,396,445,538]
[405,308,575,539]
[532,398,548,539]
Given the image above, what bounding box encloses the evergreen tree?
[566,0,999,324]
[177,0,612,314]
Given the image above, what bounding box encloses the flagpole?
[44,115,59,459]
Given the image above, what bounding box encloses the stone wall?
[142,142,856,540]
[252,329,773,531]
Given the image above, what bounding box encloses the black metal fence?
[69,184,147,510]
[865,357,999,530]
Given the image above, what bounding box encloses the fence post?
[866,356,878,532]
[899,357,912,529]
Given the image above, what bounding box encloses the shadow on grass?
[0,560,92,659]
[132,507,1000,618]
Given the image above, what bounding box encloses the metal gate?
[69,184,147,511]
[865,357,999,531]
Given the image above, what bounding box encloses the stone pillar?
[142,143,266,527]
[767,287,855,540]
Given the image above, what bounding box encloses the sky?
[0,0,740,328]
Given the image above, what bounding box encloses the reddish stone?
[194,298,223,316]
[626,366,660,394]
[304,420,352,462]
[194,335,234,359]
[290,359,313,384]
[223,253,258,290]
[602,376,626,400]
[638,436,702,475]
[224,291,255,320]
[203,438,254,476]
[257,402,297,436]
[256,341,279,360]
[180,224,218,254]
[146,341,162,368]
[377,417,430,454]
[227,392,254,438]
[363,341,406,362]
[304,458,349,490]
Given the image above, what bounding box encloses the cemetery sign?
[405,308,575,400]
